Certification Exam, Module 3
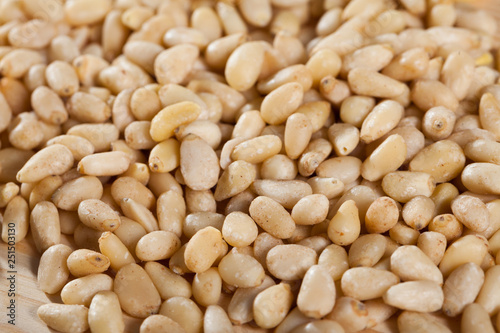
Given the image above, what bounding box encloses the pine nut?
[37,304,89,333]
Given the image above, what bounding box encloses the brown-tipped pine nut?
[45,60,79,97]
[149,139,180,173]
[402,196,435,230]
[114,263,162,318]
[298,138,333,177]
[328,123,360,157]
[66,249,110,278]
[422,106,456,141]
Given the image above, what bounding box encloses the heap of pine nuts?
[1,0,500,332]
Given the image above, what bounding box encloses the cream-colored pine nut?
[441,50,475,101]
[183,212,224,239]
[31,86,68,125]
[439,234,488,277]
[390,245,442,284]
[231,135,282,164]
[140,314,185,333]
[383,280,444,312]
[111,176,155,210]
[121,6,154,31]
[46,135,94,161]
[159,296,204,333]
[176,120,222,149]
[180,134,219,191]
[135,231,181,261]
[361,134,406,182]
[462,163,500,195]
[77,199,120,232]
[382,171,435,203]
[266,244,317,281]
[251,179,312,209]
[461,303,496,333]
[258,64,313,95]
[365,196,399,234]
[442,262,484,317]
[8,112,44,150]
[389,221,420,246]
[60,273,113,307]
[316,156,361,185]
[341,267,400,300]
[397,311,453,333]
[184,226,224,273]
[88,291,124,333]
[67,91,111,123]
[154,44,199,85]
[451,194,490,233]
[64,0,112,25]
[144,261,192,300]
[129,87,160,122]
[192,267,222,307]
[328,123,360,157]
[52,176,103,211]
[67,123,120,152]
[402,196,435,230]
[348,68,407,99]
[411,79,459,112]
[98,231,135,272]
[114,263,161,318]
[148,139,180,173]
[348,234,386,267]
[297,265,336,319]
[261,154,297,180]
[0,182,18,208]
[284,113,313,159]
[37,304,89,333]
[0,48,45,79]
[30,201,60,253]
[253,283,294,329]
[1,195,28,243]
[291,194,329,226]
[37,244,72,294]
[476,265,500,315]
[225,42,265,92]
[78,151,131,176]
[45,60,79,97]
[409,140,465,183]
[219,250,265,288]
[342,45,394,76]
[260,82,303,125]
[428,214,463,242]
[150,101,201,142]
[191,7,222,42]
[360,100,404,144]
[307,177,344,200]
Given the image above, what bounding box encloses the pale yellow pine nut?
[316,156,361,185]
[451,194,490,233]
[31,86,68,125]
[204,305,233,333]
[251,179,312,209]
[46,135,94,162]
[150,101,201,142]
[114,263,162,318]
[140,314,185,333]
[232,110,266,141]
[37,244,72,294]
[67,123,120,152]
[222,211,258,247]
[77,199,121,232]
[30,201,60,253]
[45,60,79,97]
[402,196,435,230]
[409,140,465,183]
[348,68,407,99]
[180,134,219,191]
[148,139,180,173]
[442,262,484,317]
[439,234,488,277]
[342,45,394,77]
[411,79,459,112]
[175,120,222,149]
[284,113,313,159]
[52,176,103,211]
[390,245,443,284]
[37,304,89,333]
[24,63,47,92]
[77,151,131,177]
[266,244,317,281]
[397,311,452,333]
[260,82,303,125]
[261,154,297,180]
[0,182,19,208]
[328,123,360,157]
[341,267,400,300]
[225,42,265,92]
[461,163,500,195]
[185,188,216,213]
[461,303,496,333]
[362,134,407,182]
[383,280,444,312]
[296,101,331,133]
[64,0,112,25]
[67,91,111,123]
[8,112,44,150]
[144,261,192,300]
[135,230,181,261]
[98,231,135,272]
[159,296,204,333]
[327,199,360,246]
[191,6,222,42]
[476,265,500,315]
[219,250,265,287]
[191,267,222,307]
[123,41,163,76]
[291,194,329,226]
[231,135,282,164]
[60,273,113,307]
[382,171,436,203]
[184,226,224,273]
[360,100,404,144]
[111,176,155,210]
[156,190,185,238]
[382,47,430,82]
[440,50,475,101]
[339,96,375,128]
[163,27,209,50]
[253,283,294,329]
[205,33,248,70]
[297,265,336,319]
[154,44,199,85]
[0,48,45,79]
[348,234,386,267]
[87,291,124,333]
[121,6,154,30]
